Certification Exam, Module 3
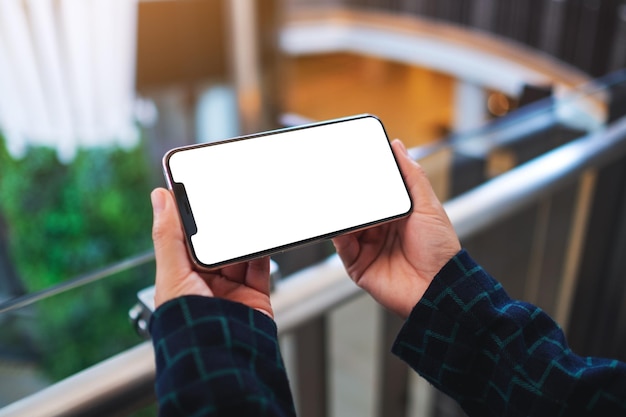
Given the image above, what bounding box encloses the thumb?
[151,188,192,280]
[391,139,441,209]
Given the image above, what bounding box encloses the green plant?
[0,136,155,380]
[0,142,153,291]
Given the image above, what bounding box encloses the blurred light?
[487,92,511,117]
[134,97,158,129]
[196,85,239,144]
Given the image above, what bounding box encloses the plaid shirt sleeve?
[392,249,626,417]
[149,296,296,417]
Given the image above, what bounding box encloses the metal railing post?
[377,309,410,417]
[293,317,328,417]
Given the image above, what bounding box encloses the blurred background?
[1,1,626,416]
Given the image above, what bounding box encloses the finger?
[247,256,270,279]
[246,256,271,293]
[218,257,270,290]
[151,188,193,282]
[391,139,441,210]
[391,140,458,237]
[332,233,360,269]
[218,261,248,283]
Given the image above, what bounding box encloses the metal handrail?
[0,250,155,315]
[2,116,626,417]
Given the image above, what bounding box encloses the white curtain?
[0,0,139,162]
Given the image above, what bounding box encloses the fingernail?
[151,189,166,214]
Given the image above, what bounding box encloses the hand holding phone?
[163,114,412,270]
[332,139,462,318]
[151,188,274,316]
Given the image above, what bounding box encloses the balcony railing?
[1,76,626,415]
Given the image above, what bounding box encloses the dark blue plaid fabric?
[393,249,626,416]
[150,296,296,417]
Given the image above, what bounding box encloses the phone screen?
[164,114,412,269]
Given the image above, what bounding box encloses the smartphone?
[163,114,412,270]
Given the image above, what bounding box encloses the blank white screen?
[166,115,411,267]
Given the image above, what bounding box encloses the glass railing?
[0,139,157,409]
